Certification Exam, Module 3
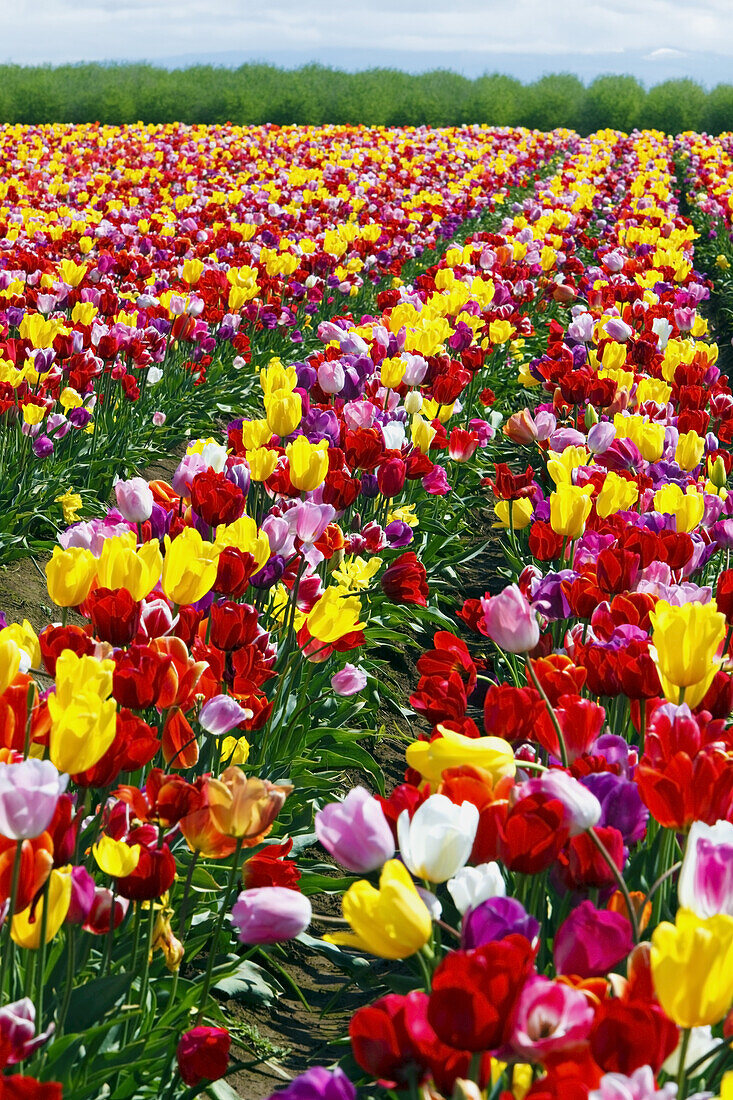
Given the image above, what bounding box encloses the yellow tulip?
[162,528,220,606]
[96,533,163,601]
[653,483,705,534]
[406,727,515,790]
[307,586,363,644]
[265,388,302,437]
[651,908,733,1028]
[381,357,406,388]
[45,546,97,608]
[247,447,279,482]
[0,621,40,668]
[411,414,437,454]
[214,516,271,571]
[324,859,432,959]
[549,484,594,539]
[547,446,590,486]
[181,258,204,285]
[286,436,329,492]
[595,472,639,518]
[494,498,534,530]
[650,598,726,707]
[11,867,72,949]
[0,639,21,696]
[58,259,88,288]
[675,430,705,472]
[93,835,141,878]
[48,651,117,773]
[240,418,273,450]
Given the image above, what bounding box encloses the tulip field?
[4,121,733,1100]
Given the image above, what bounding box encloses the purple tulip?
[250,555,286,589]
[315,786,394,873]
[0,759,68,840]
[461,896,539,950]
[268,1066,356,1100]
[581,772,648,846]
[554,900,633,978]
[231,887,312,944]
[384,520,413,548]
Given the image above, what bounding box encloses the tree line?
[0,64,730,133]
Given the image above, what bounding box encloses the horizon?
[4,0,733,89]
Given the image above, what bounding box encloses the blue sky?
[4,0,733,85]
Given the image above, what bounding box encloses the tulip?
[162,528,220,606]
[324,859,432,959]
[45,546,96,607]
[406,727,515,790]
[588,1067,677,1100]
[96,533,163,601]
[231,886,312,944]
[554,900,634,978]
[206,768,290,842]
[397,794,478,883]
[114,477,154,523]
[269,1066,356,1100]
[48,652,117,774]
[0,998,55,1064]
[521,771,602,836]
[0,760,68,840]
[549,483,594,539]
[307,587,363,644]
[315,787,394,873]
[287,436,329,492]
[651,907,733,1027]
[678,819,733,918]
[265,389,302,437]
[481,584,539,653]
[510,975,595,1061]
[176,1026,231,1087]
[11,867,71,949]
[0,639,22,696]
[447,862,505,915]
[92,835,141,878]
[461,896,539,950]
[428,934,536,1051]
[650,598,726,707]
[198,695,251,738]
[330,664,367,696]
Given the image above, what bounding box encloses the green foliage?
[0,62,732,132]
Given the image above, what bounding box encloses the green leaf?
[214,959,282,1004]
[66,972,133,1031]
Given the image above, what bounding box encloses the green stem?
[0,841,24,1002]
[588,826,639,943]
[195,835,244,1025]
[677,1027,692,1100]
[526,657,568,767]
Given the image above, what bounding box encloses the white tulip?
[447,862,506,915]
[397,794,479,883]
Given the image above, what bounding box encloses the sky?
[4,0,733,85]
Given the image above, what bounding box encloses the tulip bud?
[584,403,599,429]
[710,455,728,488]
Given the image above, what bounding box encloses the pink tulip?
[510,976,594,1061]
[231,887,312,944]
[331,665,367,696]
[481,585,539,653]
[315,786,394,873]
[115,477,154,524]
[0,759,68,840]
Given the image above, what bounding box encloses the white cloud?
[2,0,733,66]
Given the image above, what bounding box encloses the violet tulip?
[231,887,312,944]
[461,896,539,950]
[315,787,394,873]
[268,1066,356,1100]
[330,665,367,697]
